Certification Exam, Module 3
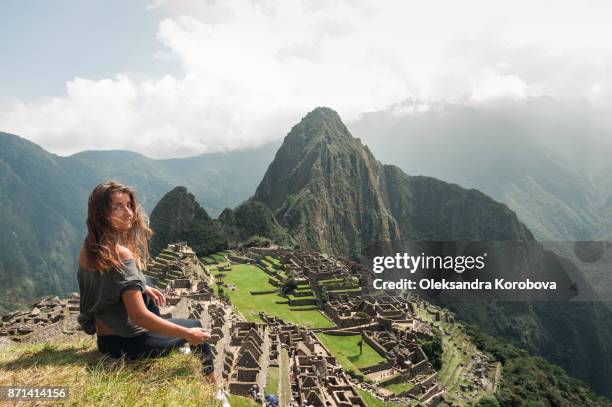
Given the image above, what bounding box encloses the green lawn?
[356,389,408,407]
[213,264,333,328]
[279,348,291,404]
[210,252,228,262]
[316,334,386,373]
[265,366,279,395]
[382,381,414,394]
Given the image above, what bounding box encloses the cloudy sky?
[1,0,611,158]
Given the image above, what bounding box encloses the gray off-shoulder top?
[77,259,148,337]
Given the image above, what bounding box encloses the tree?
[474,397,500,407]
[280,278,298,296]
[358,333,364,356]
[421,336,443,370]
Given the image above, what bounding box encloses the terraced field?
[416,307,490,405]
[212,261,333,328]
[316,333,386,373]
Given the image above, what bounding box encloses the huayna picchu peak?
[253,106,532,258]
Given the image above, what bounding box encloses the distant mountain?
[253,107,532,257]
[148,186,293,256]
[0,132,276,311]
[349,98,611,241]
[149,186,227,257]
[251,107,612,398]
[217,200,294,247]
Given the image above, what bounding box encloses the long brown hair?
[82,181,153,272]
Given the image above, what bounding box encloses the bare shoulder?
[116,244,134,261]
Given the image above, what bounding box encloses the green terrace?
[415,307,493,406]
[264,255,281,266]
[315,333,386,375]
[213,263,333,328]
[381,379,415,394]
[201,251,230,265]
[317,276,362,295]
[357,389,411,407]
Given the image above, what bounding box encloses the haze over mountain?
[350,97,612,241]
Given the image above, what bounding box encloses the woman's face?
[110,191,134,232]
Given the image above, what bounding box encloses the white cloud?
[470,75,527,102]
[2,0,612,157]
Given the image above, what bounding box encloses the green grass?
[260,259,273,269]
[210,252,227,262]
[382,381,414,394]
[316,334,386,372]
[264,256,281,266]
[356,388,407,407]
[0,337,226,406]
[265,366,279,395]
[279,348,291,404]
[214,264,333,328]
[287,294,315,301]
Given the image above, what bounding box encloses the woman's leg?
[138,319,215,378]
[97,319,215,379]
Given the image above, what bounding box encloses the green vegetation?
[356,388,410,407]
[0,337,228,406]
[316,334,385,373]
[265,256,281,266]
[217,200,294,247]
[466,325,612,407]
[382,381,414,394]
[265,366,279,395]
[474,396,500,407]
[149,186,226,257]
[213,263,333,328]
[420,336,443,370]
[278,348,291,403]
[416,306,494,405]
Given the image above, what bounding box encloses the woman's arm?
[116,244,209,344]
[122,290,210,344]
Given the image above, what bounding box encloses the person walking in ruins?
[76,180,215,381]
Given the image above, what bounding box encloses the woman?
[77,181,215,379]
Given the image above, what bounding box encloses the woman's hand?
[144,286,166,307]
[184,327,211,345]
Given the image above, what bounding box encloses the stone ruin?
[145,242,208,288]
[0,294,80,340]
[323,294,415,328]
[224,322,270,395]
[258,313,366,407]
